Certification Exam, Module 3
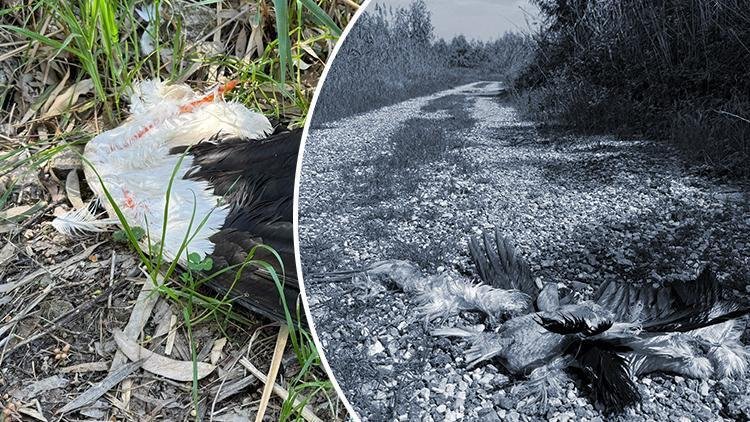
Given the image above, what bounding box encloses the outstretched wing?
[469,228,540,301]
[177,129,302,324]
[596,268,749,332]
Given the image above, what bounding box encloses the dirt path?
[298,82,750,421]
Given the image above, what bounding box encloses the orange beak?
[218,79,239,95]
[179,79,240,114]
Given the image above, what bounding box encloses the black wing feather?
[469,228,539,299]
[177,129,302,324]
[568,339,640,411]
[178,128,300,218]
[534,305,613,336]
[596,268,750,332]
[207,227,300,324]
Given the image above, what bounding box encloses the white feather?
[511,357,572,409]
[162,102,273,144]
[629,333,714,378]
[693,320,750,378]
[135,3,158,22]
[81,79,269,262]
[51,201,117,236]
[431,326,513,367]
[363,259,531,321]
[406,273,531,321]
[127,79,194,115]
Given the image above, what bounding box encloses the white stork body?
[80,79,273,261]
[52,79,302,323]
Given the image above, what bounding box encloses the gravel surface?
[298,81,750,421]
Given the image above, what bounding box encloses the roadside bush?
[517,0,750,176]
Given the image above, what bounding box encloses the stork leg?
[432,326,513,367]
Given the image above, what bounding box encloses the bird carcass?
[53,79,301,323]
[350,228,750,412]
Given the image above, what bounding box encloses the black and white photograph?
[298,0,750,420]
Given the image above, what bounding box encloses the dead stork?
[53,79,301,324]
[343,229,750,412]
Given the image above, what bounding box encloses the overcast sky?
[372,0,541,41]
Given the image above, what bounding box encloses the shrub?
[518,0,750,176]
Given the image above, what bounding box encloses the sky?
[372,0,541,41]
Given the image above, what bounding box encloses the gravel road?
[298,81,750,421]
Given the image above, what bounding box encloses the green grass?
[2,0,158,122]
[1,0,346,126]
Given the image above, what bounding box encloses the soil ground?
[298,81,750,421]
[0,122,342,421]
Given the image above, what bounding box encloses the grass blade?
[300,0,342,36]
[273,0,292,85]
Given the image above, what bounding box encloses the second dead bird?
[330,228,750,412]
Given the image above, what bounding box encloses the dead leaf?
[0,242,17,268]
[65,170,84,209]
[2,204,34,218]
[0,201,46,223]
[42,79,93,118]
[300,43,322,62]
[165,314,177,356]
[18,400,48,422]
[210,337,227,365]
[246,12,264,59]
[49,145,84,172]
[11,375,69,401]
[113,329,216,381]
[294,58,312,70]
[109,276,163,374]
[235,27,248,57]
[59,361,110,373]
[152,302,173,339]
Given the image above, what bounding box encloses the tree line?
[312,1,533,123]
[314,0,747,177]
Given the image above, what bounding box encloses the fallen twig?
[254,325,289,422]
[240,346,323,422]
[57,360,142,414]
